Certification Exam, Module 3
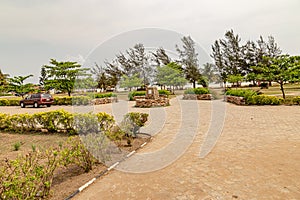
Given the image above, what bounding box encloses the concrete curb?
[64,141,148,200]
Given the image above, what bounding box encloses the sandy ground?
[1,98,300,199]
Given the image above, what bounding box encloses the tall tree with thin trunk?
[176,36,201,88]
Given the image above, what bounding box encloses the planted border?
[224,89,298,105]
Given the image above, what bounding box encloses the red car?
[20,93,54,108]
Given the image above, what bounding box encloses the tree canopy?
[42,59,89,96]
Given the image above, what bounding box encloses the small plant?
[13,142,21,151]
[31,144,37,152]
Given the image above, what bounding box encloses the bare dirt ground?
[73,98,300,200]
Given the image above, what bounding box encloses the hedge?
[128,90,170,101]
[225,89,288,105]
[0,110,115,135]
[0,94,117,106]
[184,88,210,95]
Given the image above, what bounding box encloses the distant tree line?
[1,30,299,98]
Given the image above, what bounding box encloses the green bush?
[120,112,149,137]
[72,96,91,105]
[225,89,285,105]
[184,88,210,95]
[0,99,9,106]
[0,98,20,106]
[248,95,284,105]
[158,89,170,96]
[53,96,72,105]
[225,89,258,103]
[292,96,300,105]
[93,92,116,99]
[128,91,146,101]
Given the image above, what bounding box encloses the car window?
[26,95,31,99]
[41,94,52,98]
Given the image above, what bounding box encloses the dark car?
[20,93,54,108]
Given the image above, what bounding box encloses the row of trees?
[211,29,300,98]
[92,36,208,92]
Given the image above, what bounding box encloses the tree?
[253,55,300,99]
[156,62,187,93]
[119,73,143,91]
[0,69,9,93]
[227,74,244,89]
[43,59,89,96]
[201,63,219,83]
[152,47,171,66]
[116,44,154,86]
[39,66,47,87]
[176,36,201,88]
[8,75,34,98]
[211,40,228,86]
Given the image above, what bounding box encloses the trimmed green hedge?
[184,88,210,95]
[0,98,20,106]
[225,89,287,105]
[0,110,114,135]
[0,94,117,106]
[248,95,284,105]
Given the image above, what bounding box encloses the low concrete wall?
[182,94,212,100]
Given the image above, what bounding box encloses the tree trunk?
[268,81,272,87]
[68,90,71,96]
[280,82,285,99]
[192,81,196,88]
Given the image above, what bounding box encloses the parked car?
[20,93,54,108]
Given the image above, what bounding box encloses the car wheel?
[47,104,51,107]
[20,102,25,108]
[34,102,39,108]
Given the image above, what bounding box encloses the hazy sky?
[1,0,299,83]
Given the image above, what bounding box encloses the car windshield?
[41,94,52,98]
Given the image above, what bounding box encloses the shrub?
[93,92,116,99]
[0,99,9,106]
[128,91,146,101]
[53,96,72,105]
[72,96,91,105]
[248,95,283,105]
[158,90,170,96]
[225,89,257,104]
[292,96,300,105]
[0,137,100,199]
[0,150,60,199]
[120,112,148,137]
[184,88,210,95]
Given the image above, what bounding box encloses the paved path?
[73,98,300,200]
[1,99,299,199]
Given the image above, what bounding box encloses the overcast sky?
[1,0,299,83]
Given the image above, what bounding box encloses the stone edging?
[225,95,246,105]
[182,94,212,100]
